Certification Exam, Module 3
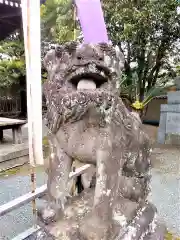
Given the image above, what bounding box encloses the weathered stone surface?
[158,91,180,145]
[158,102,180,144]
[24,229,55,240]
[166,112,180,134]
[0,117,27,127]
[157,112,167,144]
[175,76,180,89]
[0,118,27,144]
[0,142,29,172]
[167,91,180,104]
[38,189,167,240]
[160,104,180,113]
[165,133,180,145]
[39,42,166,239]
[0,143,28,163]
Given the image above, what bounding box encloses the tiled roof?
[0,2,21,40]
[0,0,46,8]
[0,0,46,40]
[0,0,21,8]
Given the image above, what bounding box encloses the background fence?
[0,95,21,118]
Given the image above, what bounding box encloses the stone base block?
[37,189,167,240]
[165,133,180,145]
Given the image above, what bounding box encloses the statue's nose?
[75,45,104,62]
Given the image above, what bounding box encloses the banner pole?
[21,0,44,167]
[21,0,44,226]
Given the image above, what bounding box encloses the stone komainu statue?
[39,42,167,239]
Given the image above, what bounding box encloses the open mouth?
[68,66,108,90]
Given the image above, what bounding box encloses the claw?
[55,190,72,210]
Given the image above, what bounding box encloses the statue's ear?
[43,49,56,73]
[64,41,78,53]
[43,45,64,73]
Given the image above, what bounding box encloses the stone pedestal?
[158,91,180,145]
[36,188,167,240]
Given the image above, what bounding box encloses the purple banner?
[75,0,108,43]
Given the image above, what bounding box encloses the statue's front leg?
[38,135,72,224]
[80,147,113,240]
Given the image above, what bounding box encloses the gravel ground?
[0,168,47,240]
[0,124,179,239]
[149,146,180,236]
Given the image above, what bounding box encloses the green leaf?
[0,40,25,88]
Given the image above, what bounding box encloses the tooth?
[77,80,96,90]
[101,71,105,77]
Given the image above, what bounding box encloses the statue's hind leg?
[38,135,72,224]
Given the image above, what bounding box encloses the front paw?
[37,205,61,225]
[56,190,72,210]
